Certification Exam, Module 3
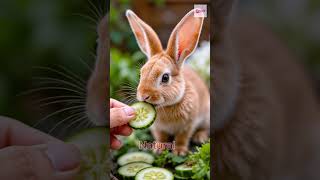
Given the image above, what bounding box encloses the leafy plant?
[186,141,211,179]
[112,129,153,158]
[154,150,187,168]
[111,127,211,179]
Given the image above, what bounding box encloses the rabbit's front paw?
[173,146,188,156]
[192,129,209,144]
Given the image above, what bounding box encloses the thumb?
[0,142,81,180]
[110,107,136,128]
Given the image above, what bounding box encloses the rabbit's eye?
[161,73,170,83]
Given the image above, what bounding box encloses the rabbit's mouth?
[137,92,165,105]
[149,102,162,108]
[138,94,184,108]
[151,97,181,108]
[143,99,164,106]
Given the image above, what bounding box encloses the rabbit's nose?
[143,95,150,101]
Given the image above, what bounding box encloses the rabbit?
[213,0,320,179]
[86,13,108,127]
[126,9,210,156]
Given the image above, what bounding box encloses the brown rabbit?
[126,9,210,155]
[213,0,320,179]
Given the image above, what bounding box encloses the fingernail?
[46,142,81,172]
[111,139,122,150]
[123,107,135,116]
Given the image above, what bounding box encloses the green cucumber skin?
[117,152,154,166]
[129,102,156,130]
[118,162,152,179]
[175,171,193,178]
[174,174,190,179]
[129,118,155,130]
[175,165,193,178]
[119,166,152,180]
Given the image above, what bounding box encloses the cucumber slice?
[135,167,174,180]
[129,102,156,129]
[175,164,193,177]
[117,152,154,166]
[65,128,109,180]
[174,174,189,179]
[118,162,152,179]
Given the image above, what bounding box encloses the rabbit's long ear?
[166,9,204,66]
[126,10,163,59]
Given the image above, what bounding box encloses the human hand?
[0,116,81,180]
[110,99,135,149]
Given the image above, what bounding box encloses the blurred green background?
[0,0,106,128]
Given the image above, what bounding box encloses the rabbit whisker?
[35,95,85,104]
[120,86,137,90]
[34,77,86,93]
[48,111,85,134]
[75,116,91,130]
[63,116,89,132]
[72,13,99,24]
[79,57,93,72]
[33,66,85,87]
[39,99,85,108]
[97,0,106,17]
[87,0,102,19]
[19,87,86,96]
[56,65,87,85]
[33,105,86,128]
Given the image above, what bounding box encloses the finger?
[0,116,60,148]
[110,107,135,128]
[0,142,80,180]
[111,125,133,136]
[110,134,122,150]
[110,98,128,108]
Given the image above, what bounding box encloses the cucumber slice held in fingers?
[117,151,155,166]
[118,162,152,179]
[135,167,174,180]
[65,128,109,180]
[129,102,156,130]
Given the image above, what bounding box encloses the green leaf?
[185,141,210,180]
